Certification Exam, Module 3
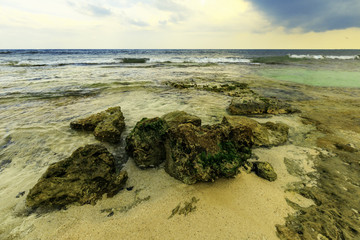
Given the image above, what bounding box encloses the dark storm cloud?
[249,0,360,32]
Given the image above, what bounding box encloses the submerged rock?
[227,96,298,116]
[252,161,277,181]
[165,120,253,184]
[26,144,128,209]
[125,111,201,168]
[70,107,125,143]
[125,117,168,168]
[223,116,289,147]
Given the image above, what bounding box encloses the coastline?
[1,51,359,239]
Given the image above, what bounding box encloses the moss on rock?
[126,111,202,168]
[125,117,168,168]
[165,121,253,184]
[26,144,128,209]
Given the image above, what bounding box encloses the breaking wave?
[288,54,360,60]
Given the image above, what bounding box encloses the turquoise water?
[259,68,360,88]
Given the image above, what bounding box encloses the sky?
[0,0,360,49]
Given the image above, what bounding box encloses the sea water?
[0,49,359,238]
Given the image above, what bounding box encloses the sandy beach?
[1,50,359,240]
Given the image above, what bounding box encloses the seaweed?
[198,141,249,178]
[168,197,199,219]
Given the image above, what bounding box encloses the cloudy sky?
[0,0,359,49]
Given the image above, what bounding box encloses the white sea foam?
[149,57,251,64]
[288,54,359,60]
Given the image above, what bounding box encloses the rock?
[70,107,125,143]
[227,96,297,116]
[125,111,202,168]
[164,120,253,184]
[252,161,277,181]
[223,116,289,147]
[262,122,289,146]
[162,111,201,128]
[125,117,168,168]
[26,144,128,209]
[276,225,302,240]
[121,58,149,63]
[334,143,357,153]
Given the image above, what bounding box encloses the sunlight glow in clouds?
[0,0,359,48]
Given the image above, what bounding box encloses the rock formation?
[26,144,127,209]
[70,107,125,143]
[227,96,298,116]
[164,119,253,184]
[125,117,168,168]
[223,116,289,147]
[125,111,201,168]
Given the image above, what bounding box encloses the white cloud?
[0,0,358,48]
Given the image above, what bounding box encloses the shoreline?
[1,61,360,239]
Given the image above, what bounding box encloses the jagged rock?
[70,107,125,143]
[223,116,289,147]
[276,225,302,240]
[252,161,277,181]
[164,120,253,184]
[125,111,202,168]
[227,96,298,116]
[162,111,201,129]
[125,117,168,168]
[26,144,128,209]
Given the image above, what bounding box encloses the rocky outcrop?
[251,161,277,182]
[164,120,253,184]
[125,111,201,168]
[227,96,298,116]
[125,117,168,168]
[125,111,282,184]
[70,107,125,143]
[26,144,128,209]
[223,116,289,147]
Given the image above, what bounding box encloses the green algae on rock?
[252,161,277,182]
[165,120,253,184]
[70,106,125,143]
[26,144,128,209]
[125,111,202,168]
[126,111,253,184]
[125,117,168,168]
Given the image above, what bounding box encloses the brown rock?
[26,144,127,209]
[70,107,125,143]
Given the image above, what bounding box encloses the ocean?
[1,49,360,239]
